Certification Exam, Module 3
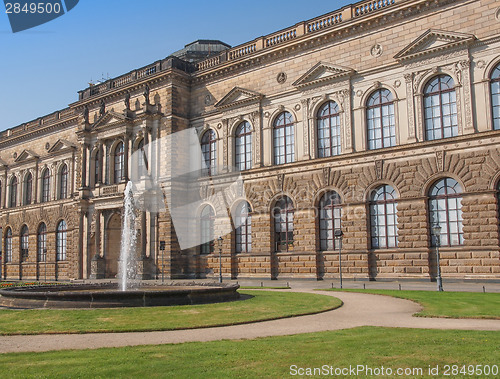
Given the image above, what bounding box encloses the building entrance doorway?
[105,213,121,278]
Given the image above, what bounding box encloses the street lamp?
[432,224,443,292]
[217,236,223,283]
[334,229,344,289]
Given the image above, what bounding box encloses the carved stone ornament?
[277,173,285,191]
[496,7,500,21]
[356,90,363,97]
[45,143,50,150]
[375,160,383,180]
[476,60,486,69]
[294,104,301,111]
[436,150,445,172]
[394,80,401,88]
[323,167,331,186]
[277,72,287,84]
[264,111,270,118]
[370,44,383,57]
[205,94,212,105]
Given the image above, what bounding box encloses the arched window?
[137,139,147,177]
[424,75,458,140]
[94,150,100,185]
[37,223,47,262]
[274,196,294,252]
[367,89,396,150]
[56,220,67,261]
[319,191,342,251]
[317,101,341,158]
[491,63,500,130]
[235,201,252,253]
[429,178,464,246]
[9,177,17,208]
[273,112,295,165]
[41,169,50,203]
[235,122,252,171]
[5,228,12,263]
[20,225,29,262]
[24,173,32,206]
[114,142,125,183]
[201,130,217,176]
[200,205,214,254]
[370,185,398,249]
[59,164,68,199]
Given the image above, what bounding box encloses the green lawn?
[326,289,500,319]
[0,327,497,378]
[0,290,340,335]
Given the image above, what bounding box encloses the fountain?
[0,183,239,309]
[119,181,138,291]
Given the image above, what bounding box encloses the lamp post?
[217,236,223,283]
[334,229,344,289]
[432,224,443,292]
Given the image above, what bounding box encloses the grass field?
[326,289,500,319]
[0,327,497,378]
[0,290,341,335]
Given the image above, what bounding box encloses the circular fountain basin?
[0,282,240,309]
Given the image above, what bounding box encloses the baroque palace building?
[1,0,500,281]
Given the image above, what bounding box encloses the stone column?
[250,110,262,168]
[404,73,417,143]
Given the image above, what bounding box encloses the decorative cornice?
[214,87,263,110]
[394,29,476,62]
[293,61,355,88]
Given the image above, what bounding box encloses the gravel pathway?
[0,290,498,354]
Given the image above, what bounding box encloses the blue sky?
[0,0,348,131]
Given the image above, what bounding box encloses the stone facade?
[1,0,499,281]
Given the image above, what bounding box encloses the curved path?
[0,290,499,354]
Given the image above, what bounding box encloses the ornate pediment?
[293,62,355,88]
[394,29,476,62]
[14,149,39,163]
[93,111,131,129]
[47,139,77,154]
[214,87,263,110]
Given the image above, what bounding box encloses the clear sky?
[0,0,349,132]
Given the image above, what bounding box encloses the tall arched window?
[370,185,398,249]
[94,150,100,185]
[37,223,47,262]
[317,101,341,158]
[235,122,252,171]
[56,220,67,261]
[319,191,342,251]
[137,139,146,177]
[274,196,294,252]
[235,201,252,253]
[491,63,500,130]
[59,164,68,199]
[5,228,12,263]
[274,112,295,165]
[20,225,29,262]
[200,205,214,254]
[9,177,17,208]
[24,173,32,206]
[41,169,50,203]
[424,75,458,140]
[367,89,396,150]
[201,130,217,176]
[114,142,125,183]
[429,178,464,246]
